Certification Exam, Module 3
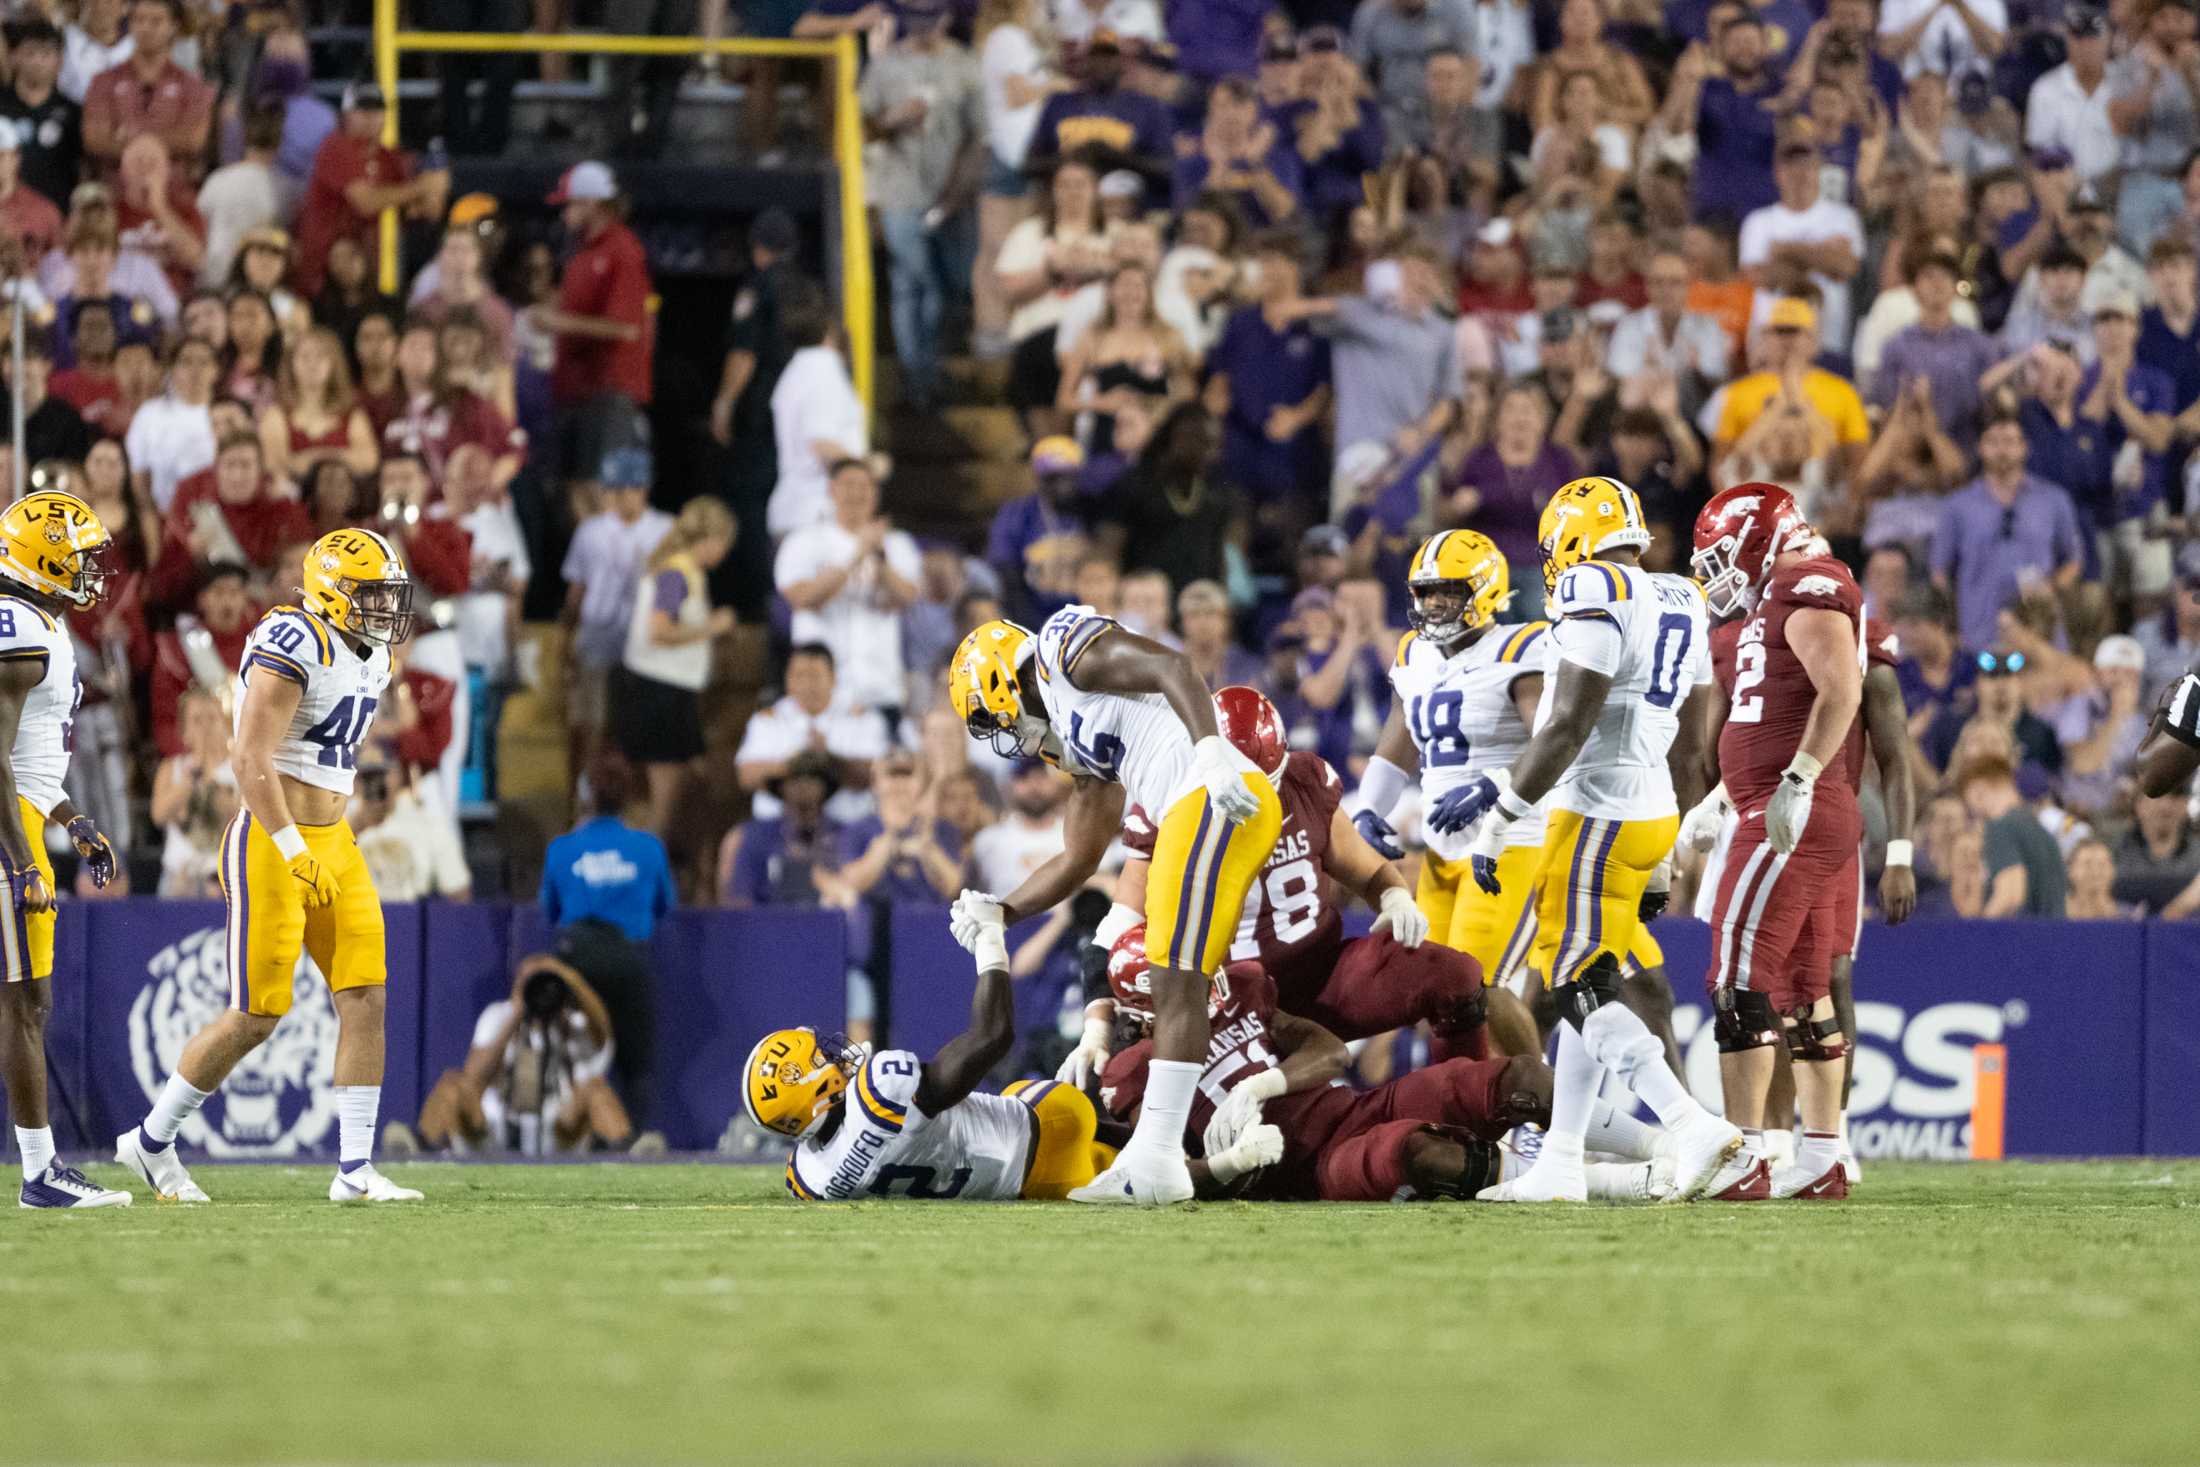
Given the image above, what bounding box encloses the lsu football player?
[753,900,1123,1201]
[0,490,131,1207]
[1428,478,1743,1203]
[1357,530,1681,1061]
[946,610,1282,1205]
[118,530,422,1204]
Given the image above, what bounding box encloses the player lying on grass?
[748,898,1126,1201]
[1096,924,1674,1202]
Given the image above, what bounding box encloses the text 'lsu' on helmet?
[1213,684,1288,779]
[1692,481,1810,618]
[948,619,1039,757]
[1406,529,1510,650]
[1537,475,1652,594]
[302,527,415,645]
[742,1027,861,1139]
[0,489,114,607]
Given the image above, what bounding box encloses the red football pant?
[1707,814,1855,1010]
[1258,1056,1517,1200]
[1274,933,1487,1059]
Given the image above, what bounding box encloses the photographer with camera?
[395,954,660,1156]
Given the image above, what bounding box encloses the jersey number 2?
[303,696,379,770]
[868,1165,971,1198]
[1644,613,1693,709]
[1728,641,1766,724]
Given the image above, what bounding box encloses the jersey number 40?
[303,696,379,771]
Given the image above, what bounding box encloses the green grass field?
[6,1160,2196,1465]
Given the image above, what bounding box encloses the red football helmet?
[1692,482,1810,617]
[1213,685,1288,779]
[1108,923,1156,1018]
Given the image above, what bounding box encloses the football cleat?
[329,1163,423,1203]
[1477,1154,1587,1203]
[1772,1162,1850,1201]
[1705,1153,1773,1202]
[114,1128,210,1203]
[1583,1158,1672,1203]
[20,1162,131,1209]
[1068,1156,1194,1206]
[1837,1122,1861,1184]
[1669,1114,1747,1201]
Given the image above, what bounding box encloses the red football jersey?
[1098,962,1280,1152]
[1121,751,1345,993]
[1717,555,1866,814]
[1710,614,1744,694]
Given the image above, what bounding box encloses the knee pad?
[1551,953,1623,1032]
[1404,1126,1502,1200]
[1714,988,1782,1053]
[1784,1008,1848,1062]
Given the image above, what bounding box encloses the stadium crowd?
[4,0,2200,1130]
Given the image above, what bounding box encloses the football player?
[1063,685,1511,1085]
[1429,477,1743,1203]
[946,611,1282,1205]
[1097,926,1670,1202]
[753,899,1125,1201]
[1680,485,1893,1199]
[118,530,422,1204]
[0,490,131,1208]
[1358,529,1682,1064]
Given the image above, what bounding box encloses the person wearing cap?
[1930,411,2086,651]
[2032,630,2153,817]
[1207,232,1332,509]
[292,80,445,298]
[1870,250,2000,453]
[1347,0,1475,143]
[194,103,282,288]
[2024,8,2116,186]
[1026,28,1175,177]
[2107,0,2200,254]
[987,435,1094,621]
[403,193,502,307]
[80,0,212,181]
[860,0,984,413]
[532,160,652,517]
[557,445,671,779]
[1,19,82,210]
[776,456,922,725]
[1711,296,1872,481]
[1740,138,1865,351]
[0,123,62,261]
[2076,287,2178,598]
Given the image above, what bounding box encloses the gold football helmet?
[948,619,1041,757]
[0,489,113,607]
[1406,529,1510,649]
[1537,476,1651,594]
[741,1027,860,1139]
[301,527,414,645]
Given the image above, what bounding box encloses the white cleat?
[329,1163,423,1203]
[1583,1157,1672,1203]
[1837,1129,1861,1185]
[114,1128,210,1203]
[1670,1114,1747,1201]
[1067,1156,1194,1206]
[1477,1155,1587,1202]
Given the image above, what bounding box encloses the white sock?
[1794,1128,1840,1176]
[1546,1023,1600,1147]
[16,1125,53,1180]
[335,1086,379,1173]
[1738,1126,1765,1161]
[142,1074,212,1149]
[1126,1059,1198,1164]
[1583,1003,1703,1130]
[1584,1100,1656,1161]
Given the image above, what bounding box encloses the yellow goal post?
[369,1,873,409]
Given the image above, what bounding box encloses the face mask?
[255,57,309,99]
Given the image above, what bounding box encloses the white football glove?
[1371,886,1428,948]
[1055,1004,1114,1088]
[1679,782,1730,854]
[1202,1066,1286,1159]
[1765,752,1821,854]
[1192,734,1263,823]
[1205,1122,1284,1186]
[948,889,1003,953]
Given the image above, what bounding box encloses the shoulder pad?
[853,1050,921,1132]
[1493,620,1550,665]
[1865,618,1902,668]
[253,606,335,666]
[1037,604,1115,683]
[1552,562,1630,619]
[1774,558,1861,614]
[0,595,58,637]
[1394,629,1418,667]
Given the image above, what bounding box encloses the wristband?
[1079,1012,1112,1049]
[1238,1068,1287,1104]
[1092,902,1142,949]
[270,824,309,862]
[1884,839,1914,869]
[1784,751,1824,784]
[974,924,1009,973]
[1494,785,1535,823]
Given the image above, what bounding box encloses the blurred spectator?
[862,0,983,412]
[1669,15,1782,220]
[1871,251,2001,454]
[1207,233,1332,512]
[414,227,520,374]
[2138,237,2200,422]
[115,132,201,295]
[719,751,854,1010]
[709,208,804,610]
[2134,546,2200,700]
[352,757,474,902]
[196,106,282,288]
[776,457,921,727]
[61,0,132,106]
[1302,244,1458,516]
[1741,140,1866,355]
[1100,403,1240,593]
[2065,836,2141,918]
[149,686,235,897]
[1059,260,1194,456]
[995,159,1111,423]
[1607,245,1731,407]
[1958,754,2067,916]
[2077,291,2177,605]
[989,435,1094,621]
[971,756,1067,893]
[2025,9,2116,187]
[1453,380,1576,609]
[1712,298,1870,490]
[839,748,964,1015]
[1116,565,1175,643]
[1878,0,2006,82]
[1286,583,1389,777]
[0,129,62,261]
[447,441,530,797]
[3,20,82,211]
[316,237,398,353]
[973,0,1058,355]
[149,560,251,755]
[1894,581,1976,731]
[1929,413,2086,650]
[2000,246,2095,361]
[81,0,212,182]
[2112,784,2200,914]
[767,278,868,537]
[1349,0,1474,142]
[259,325,378,487]
[147,430,311,609]
[54,223,163,370]
[221,290,280,411]
[560,448,671,780]
[2106,0,2200,254]
[537,162,650,516]
[295,82,445,298]
[249,27,334,208]
[1172,75,1301,228]
[1027,31,1174,175]
[1177,578,1262,689]
[1924,646,2063,777]
[735,641,892,826]
[1,329,90,467]
[541,751,676,1128]
[123,335,215,510]
[2052,632,2153,815]
[615,497,737,835]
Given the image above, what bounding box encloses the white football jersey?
[1537,561,1711,821]
[1390,622,1552,857]
[785,1050,1036,1202]
[0,593,79,814]
[1031,604,1256,816]
[235,606,392,796]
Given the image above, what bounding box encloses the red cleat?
[1706,1154,1772,1201]
[1771,1163,1850,1200]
